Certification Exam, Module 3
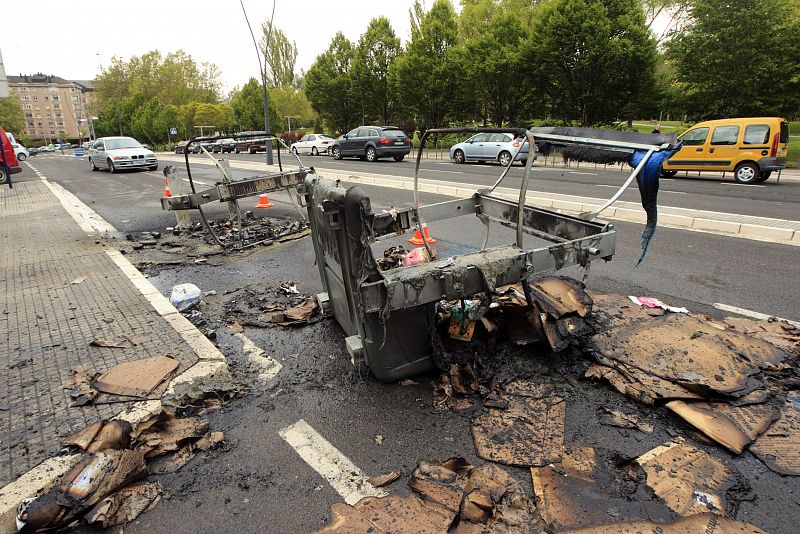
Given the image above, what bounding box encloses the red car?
[0,127,22,185]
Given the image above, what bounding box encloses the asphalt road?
[16,156,800,533]
[177,150,800,221]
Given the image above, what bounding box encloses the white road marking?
[435,170,463,174]
[712,303,800,328]
[280,419,387,505]
[595,184,621,189]
[720,183,765,188]
[181,178,210,186]
[570,171,598,176]
[234,333,282,382]
[661,190,687,195]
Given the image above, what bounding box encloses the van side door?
[665,127,709,170]
[705,124,740,171]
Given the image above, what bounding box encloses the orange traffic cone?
[408,224,436,245]
[163,184,171,198]
[255,194,274,209]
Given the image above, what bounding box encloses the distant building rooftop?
[8,73,95,90]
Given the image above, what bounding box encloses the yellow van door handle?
[695,148,703,152]
[709,148,715,153]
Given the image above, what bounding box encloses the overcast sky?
[2,0,417,93]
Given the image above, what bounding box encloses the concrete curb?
[162,154,800,247]
[0,165,231,534]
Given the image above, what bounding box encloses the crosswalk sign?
[170,127,178,135]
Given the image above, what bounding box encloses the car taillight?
[512,140,520,148]
[380,138,391,145]
[770,132,779,157]
[404,137,410,144]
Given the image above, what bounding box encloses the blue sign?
[170,128,178,135]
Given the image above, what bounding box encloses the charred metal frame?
[303,127,635,381]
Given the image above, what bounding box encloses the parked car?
[28,147,42,156]
[291,134,334,156]
[88,136,158,173]
[449,132,530,166]
[0,127,22,184]
[234,138,268,154]
[661,117,789,184]
[212,138,236,153]
[174,142,200,154]
[11,142,29,161]
[330,126,411,162]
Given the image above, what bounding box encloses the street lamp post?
[90,116,98,142]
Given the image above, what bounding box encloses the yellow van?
[661,117,789,184]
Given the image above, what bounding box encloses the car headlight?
[146,153,155,158]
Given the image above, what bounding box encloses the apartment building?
[8,73,95,142]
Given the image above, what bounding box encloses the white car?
[291,134,334,156]
[88,136,158,173]
[11,142,29,161]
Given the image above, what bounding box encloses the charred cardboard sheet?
[585,359,704,406]
[95,355,180,398]
[599,407,654,433]
[749,393,800,476]
[318,459,537,534]
[529,277,592,318]
[587,293,657,331]
[471,379,565,466]
[723,316,800,355]
[636,438,742,517]
[666,400,779,454]
[530,447,675,531]
[589,314,784,397]
[85,481,162,528]
[565,513,768,534]
[64,419,133,453]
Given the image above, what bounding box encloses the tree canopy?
[0,96,26,137]
[667,0,800,118]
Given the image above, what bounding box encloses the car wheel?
[90,157,98,171]
[366,147,377,162]
[0,168,7,184]
[660,169,678,177]
[332,147,342,160]
[393,155,405,162]
[520,159,527,167]
[756,171,771,183]
[312,146,318,156]
[498,151,512,167]
[453,149,465,164]
[17,153,26,161]
[734,162,759,184]
[249,148,255,154]
[235,148,240,154]
[292,147,298,155]
[107,159,117,173]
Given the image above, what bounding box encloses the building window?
[21,95,29,101]
[32,96,39,101]
[52,96,59,101]
[44,96,49,101]
[23,104,32,109]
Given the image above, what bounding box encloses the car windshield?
[382,130,406,139]
[105,137,142,150]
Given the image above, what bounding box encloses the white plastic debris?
[170,283,203,312]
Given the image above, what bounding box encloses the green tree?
[456,13,529,126]
[230,78,281,133]
[261,22,298,88]
[305,33,360,134]
[528,0,657,125]
[0,96,26,136]
[355,17,402,125]
[393,0,461,131]
[667,0,800,118]
[270,86,315,130]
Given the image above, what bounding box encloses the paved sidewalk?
[0,180,200,486]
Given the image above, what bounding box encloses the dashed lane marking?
[234,333,282,383]
[712,303,800,328]
[569,171,598,176]
[280,419,387,505]
[720,183,765,188]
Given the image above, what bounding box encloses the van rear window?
[382,129,407,139]
[743,124,770,145]
[780,121,789,143]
